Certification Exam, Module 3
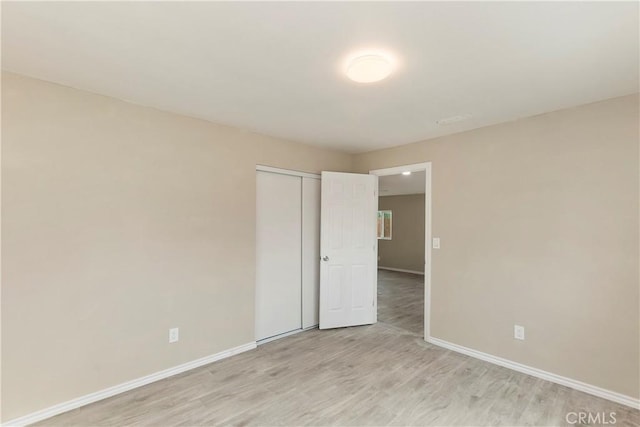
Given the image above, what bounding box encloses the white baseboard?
[378,266,424,275]
[427,336,640,410]
[3,342,257,427]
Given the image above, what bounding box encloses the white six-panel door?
[319,172,378,329]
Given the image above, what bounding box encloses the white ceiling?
[379,171,426,197]
[2,2,638,153]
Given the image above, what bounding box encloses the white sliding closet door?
[255,171,302,341]
[302,177,321,329]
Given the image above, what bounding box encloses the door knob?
[322,256,329,261]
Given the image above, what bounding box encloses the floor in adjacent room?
[377,268,424,336]
[38,270,639,426]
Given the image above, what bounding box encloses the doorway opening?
[370,163,432,340]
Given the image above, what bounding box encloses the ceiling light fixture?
[402,171,411,176]
[345,50,396,84]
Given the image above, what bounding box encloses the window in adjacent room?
[377,210,392,240]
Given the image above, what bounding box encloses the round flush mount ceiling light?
[345,50,396,83]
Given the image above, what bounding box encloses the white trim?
[3,342,257,427]
[370,162,432,340]
[256,165,320,179]
[257,325,319,346]
[378,266,424,275]
[370,162,431,176]
[257,328,304,345]
[427,336,640,410]
[424,164,432,339]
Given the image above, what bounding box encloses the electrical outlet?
[514,325,525,340]
[169,327,179,343]
[432,237,440,249]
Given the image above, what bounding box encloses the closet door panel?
[302,177,321,328]
[255,171,302,341]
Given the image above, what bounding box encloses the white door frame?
[369,162,432,340]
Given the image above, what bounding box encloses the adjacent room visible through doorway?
[375,168,428,337]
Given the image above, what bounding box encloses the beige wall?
[0,72,351,421]
[355,94,640,399]
[378,194,425,273]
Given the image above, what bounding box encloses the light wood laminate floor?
[377,268,424,335]
[38,271,639,426]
